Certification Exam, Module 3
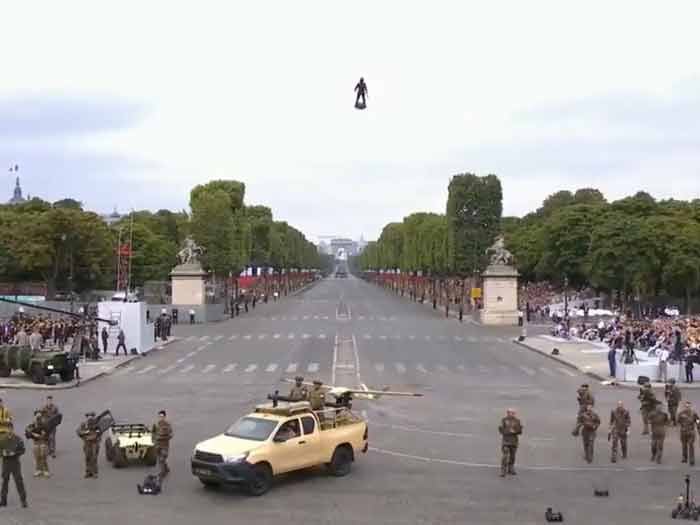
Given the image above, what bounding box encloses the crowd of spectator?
[0,313,82,350]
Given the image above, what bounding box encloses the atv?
[105,422,157,468]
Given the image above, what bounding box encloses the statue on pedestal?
[486,236,514,266]
[176,237,205,266]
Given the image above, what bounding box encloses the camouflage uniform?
[638,384,657,435]
[0,429,27,508]
[288,377,308,402]
[609,405,631,462]
[25,414,50,477]
[665,381,681,426]
[309,384,326,411]
[77,414,102,478]
[677,405,699,465]
[574,407,600,463]
[42,401,60,457]
[576,385,595,415]
[649,405,669,463]
[152,417,173,478]
[498,414,523,476]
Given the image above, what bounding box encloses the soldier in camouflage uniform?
[498,408,523,477]
[0,423,27,508]
[42,395,60,457]
[309,380,326,411]
[152,410,173,478]
[576,384,595,414]
[677,400,700,466]
[573,404,600,463]
[25,410,50,478]
[638,383,657,435]
[649,401,669,464]
[665,379,681,426]
[77,412,102,478]
[288,376,309,401]
[609,400,631,463]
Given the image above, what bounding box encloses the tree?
[446,173,502,275]
[53,198,83,210]
[573,188,606,206]
[190,188,236,277]
[537,190,574,217]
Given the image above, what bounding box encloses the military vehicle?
[105,422,157,468]
[0,297,116,384]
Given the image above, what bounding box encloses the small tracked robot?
[137,473,162,495]
[672,475,700,520]
[545,507,563,522]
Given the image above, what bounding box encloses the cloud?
[0,94,150,140]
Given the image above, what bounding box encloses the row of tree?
[357,175,700,309]
[0,181,324,298]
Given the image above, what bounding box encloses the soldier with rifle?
[576,384,594,415]
[498,408,523,477]
[638,383,657,435]
[665,378,682,426]
[0,422,28,508]
[677,401,700,466]
[42,395,61,458]
[25,410,51,478]
[609,400,631,463]
[573,404,600,463]
[77,412,103,478]
[288,376,309,401]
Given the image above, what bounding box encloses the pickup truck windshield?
[225,417,278,441]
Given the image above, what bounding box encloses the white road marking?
[175,358,186,364]
[363,334,372,340]
[202,364,216,374]
[378,316,387,321]
[185,336,196,341]
[519,366,536,376]
[229,334,239,340]
[288,333,295,339]
[186,351,197,358]
[213,335,223,341]
[416,364,428,374]
[265,363,278,373]
[379,335,387,340]
[286,363,298,373]
[303,315,310,320]
[273,333,281,339]
[258,334,267,340]
[539,367,556,377]
[199,336,209,341]
[395,363,406,374]
[331,335,338,385]
[313,315,319,319]
[358,316,365,320]
[478,366,489,373]
[369,316,375,321]
[322,315,329,320]
[318,334,327,339]
[391,335,400,340]
[302,334,311,339]
[223,364,238,373]
[243,335,252,340]
[468,336,478,343]
[290,316,298,321]
[158,364,178,375]
[438,335,447,341]
[244,364,258,373]
[408,335,416,340]
[558,367,577,377]
[180,364,195,374]
[457,364,466,372]
[271,317,278,321]
[136,365,157,375]
[375,363,385,373]
[389,316,397,321]
[454,336,463,342]
[307,362,319,373]
[436,364,449,373]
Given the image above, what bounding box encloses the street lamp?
[563,275,569,320]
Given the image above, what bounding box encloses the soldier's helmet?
[295,376,304,383]
[85,412,95,418]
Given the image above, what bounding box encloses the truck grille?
[195,450,223,463]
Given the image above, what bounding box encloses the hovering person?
[354,77,368,109]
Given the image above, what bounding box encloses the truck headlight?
[47,365,54,370]
[223,452,249,464]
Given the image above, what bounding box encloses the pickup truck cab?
[191,401,368,495]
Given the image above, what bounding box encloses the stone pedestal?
[170,263,207,305]
[479,264,519,325]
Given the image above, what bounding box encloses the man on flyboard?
[354,77,368,109]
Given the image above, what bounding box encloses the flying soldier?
[576,384,594,415]
[25,410,50,478]
[498,408,523,477]
[649,401,669,464]
[638,383,657,435]
[288,376,309,402]
[677,401,700,466]
[42,395,60,458]
[573,404,600,463]
[354,77,368,108]
[0,422,27,508]
[665,378,682,426]
[77,412,102,478]
[152,410,173,478]
[609,400,631,463]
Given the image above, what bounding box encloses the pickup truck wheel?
[199,478,220,489]
[0,366,10,378]
[30,364,45,384]
[105,439,115,462]
[328,446,353,477]
[60,367,75,382]
[247,463,272,496]
[113,447,128,468]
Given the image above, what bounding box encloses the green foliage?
[190,188,237,276]
[446,173,502,274]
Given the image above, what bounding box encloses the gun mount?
[672,475,700,520]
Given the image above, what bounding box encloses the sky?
[1,1,700,243]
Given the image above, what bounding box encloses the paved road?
[3,277,700,524]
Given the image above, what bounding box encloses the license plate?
[194,468,212,476]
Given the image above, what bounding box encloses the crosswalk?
[186,334,510,343]
[114,360,579,379]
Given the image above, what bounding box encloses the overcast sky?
[1,1,699,242]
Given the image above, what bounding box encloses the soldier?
[77,412,102,478]
[573,404,600,463]
[677,401,700,466]
[498,408,523,477]
[309,380,326,411]
[665,378,682,426]
[288,376,309,401]
[0,423,27,508]
[638,383,657,435]
[42,395,60,457]
[25,410,50,478]
[649,401,669,464]
[609,400,631,463]
[152,410,173,478]
[576,384,595,414]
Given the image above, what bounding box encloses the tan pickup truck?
[191,401,368,495]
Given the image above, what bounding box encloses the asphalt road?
[3,276,699,524]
